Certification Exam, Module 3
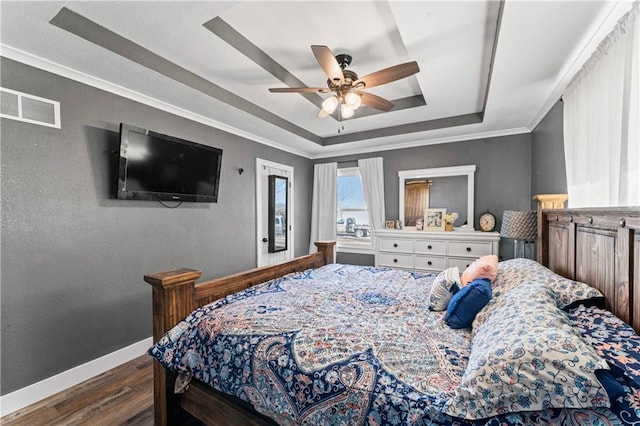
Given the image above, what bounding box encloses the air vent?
[0,87,60,129]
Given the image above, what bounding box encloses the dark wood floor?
[2,355,156,426]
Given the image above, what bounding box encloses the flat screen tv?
[117,123,223,202]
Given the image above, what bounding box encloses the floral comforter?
[149,262,640,425]
[568,305,640,425]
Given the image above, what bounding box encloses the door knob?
[262,237,268,243]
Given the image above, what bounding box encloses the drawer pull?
[466,247,472,252]
[427,245,432,250]
[427,261,432,266]
[393,258,398,263]
[393,243,398,248]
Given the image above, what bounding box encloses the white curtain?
[309,162,337,254]
[563,3,639,207]
[358,157,386,230]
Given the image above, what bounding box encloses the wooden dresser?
[374,229,500,273]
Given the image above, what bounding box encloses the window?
[336,167,371,248]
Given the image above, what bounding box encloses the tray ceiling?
[0,1,632,158]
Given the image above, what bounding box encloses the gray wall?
[531,99,567,208]
[0,58,313,394]
[337,252,375,266]
[1,56,567,393]
[319,133,534,262]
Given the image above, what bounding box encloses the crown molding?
[1,44,532,161]
[0,44,312,159]
[309,127,531,159]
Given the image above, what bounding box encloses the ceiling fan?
[269,45,420,119]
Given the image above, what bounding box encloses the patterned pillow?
[490,258,603,307]
[444,278,492,329]
[428,266,461,311]
[471,258,605,334]
[444,281,611,420]
[461,255,498,285]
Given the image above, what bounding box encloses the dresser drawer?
[414,240,446,255]
[447,257,475,271]
[378,239,413,253]
[378,253,413,268]
[448,241,492,257]
[415,255,447,271]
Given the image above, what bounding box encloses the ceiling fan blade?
[355,61,420,89]
[311,45,344,85]
[359,92,394,112]
[269,87,330,93]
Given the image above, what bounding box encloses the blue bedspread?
[149,263,639,425]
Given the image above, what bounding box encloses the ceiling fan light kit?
[344,92,362,109]
[341,103,355,118]
[269,45,420,120]
[322,95,339,114]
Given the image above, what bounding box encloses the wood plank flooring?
[1,355,161,426]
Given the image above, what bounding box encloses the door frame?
[256,158,294,267]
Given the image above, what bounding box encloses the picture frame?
[415,218,423,231]
[424,208,446,231]
[385,220,395,229]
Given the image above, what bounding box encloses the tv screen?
[117,123,222,202]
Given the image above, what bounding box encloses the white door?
[256,159,294,267]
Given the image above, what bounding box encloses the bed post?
[533,194,568,264]
[314,240,336,265]
[145,268,202,426]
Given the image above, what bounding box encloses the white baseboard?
[0,336,153,417]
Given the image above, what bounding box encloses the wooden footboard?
[144,241,335,426]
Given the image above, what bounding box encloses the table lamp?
[500,210,537,258]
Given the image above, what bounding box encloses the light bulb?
[344,92,362,109]
[341,103,355,119]
[321,96,339,114]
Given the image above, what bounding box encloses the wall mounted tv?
[117,123,223,202]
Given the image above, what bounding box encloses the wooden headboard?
[539,207,639,333]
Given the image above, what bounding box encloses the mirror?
[268,175,288,253]
[398,165,476,231]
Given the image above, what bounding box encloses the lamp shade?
[500,210,537,240]
[341,103,355,118]
[321,96,339,114]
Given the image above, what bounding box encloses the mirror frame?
[398,165,476,231]
[268,174,288,253]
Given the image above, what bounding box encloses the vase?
[445,223,453,231]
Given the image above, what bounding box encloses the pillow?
[444,281,611,420]
[444,278,492,329]
[547,277,604,310]
[490,258,603,307]
[461,255,498,285]
[470,259,605,334]
[428,267,461,311]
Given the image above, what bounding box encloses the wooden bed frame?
[146,207,639,425]
[539,207,639,334]
[144,241,335,425]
